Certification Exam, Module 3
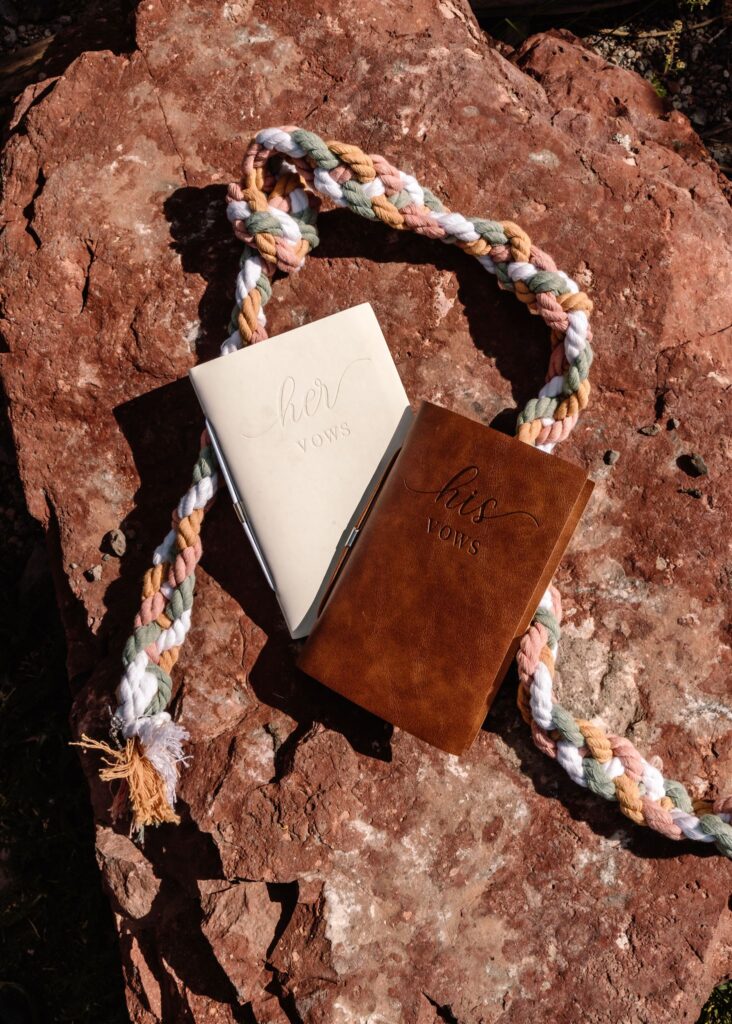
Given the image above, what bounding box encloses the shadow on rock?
[117,814,254,1022]
[309,205,548,416]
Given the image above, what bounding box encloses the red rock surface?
[1,2,731,1022]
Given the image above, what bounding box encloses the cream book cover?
[188,303,412,638]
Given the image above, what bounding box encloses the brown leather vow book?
[297,401,593,756]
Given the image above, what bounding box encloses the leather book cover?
[297,400,594,755]
[188,303,412,638]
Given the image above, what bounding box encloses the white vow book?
[188,303,412,638]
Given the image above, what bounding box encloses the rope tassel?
[73,735,179,828]
[74,710,189,830]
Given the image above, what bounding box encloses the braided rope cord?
[83,126,732,858]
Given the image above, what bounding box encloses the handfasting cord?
[77,126,732,859]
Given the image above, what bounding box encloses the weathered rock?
[1,3,731,1023]
[96,826,161,920]
[105,526,127,556]
[678,452,709,478]
[199,880,281,1003]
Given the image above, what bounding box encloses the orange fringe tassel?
[72,734,180,829]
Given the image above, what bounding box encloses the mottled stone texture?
[1,1,731,1021]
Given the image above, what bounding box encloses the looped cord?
[81,126,732,858]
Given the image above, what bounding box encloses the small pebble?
[667,417,680,430]
[677,452,709,478]
[604,449,620,465]
[679,487,702,499]
[105,527,127,556]
[69,561,78,569]
[638,424,660,436]
[84,563,103,582]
